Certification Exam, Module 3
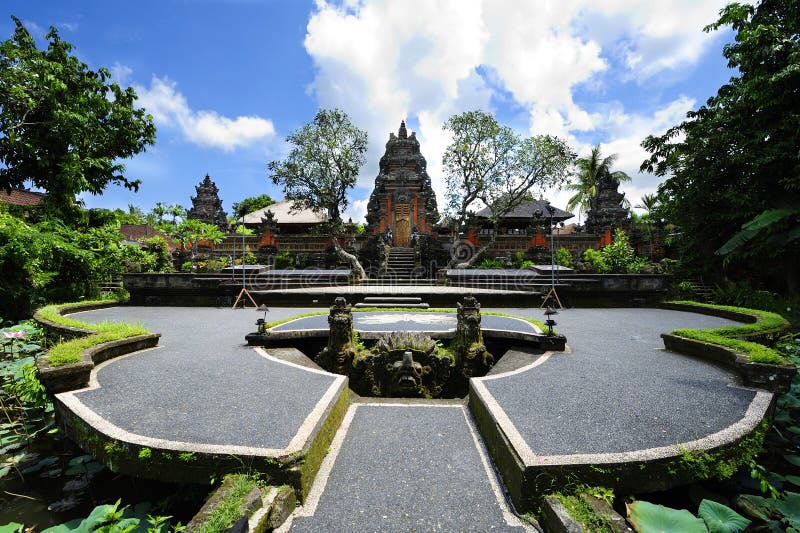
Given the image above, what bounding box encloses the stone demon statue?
[315,297,357,375]
[455,296,494,378]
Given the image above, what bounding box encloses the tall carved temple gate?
[365,121,439,246]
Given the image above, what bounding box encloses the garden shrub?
[667,301,790,365]
[273,250,294,269]
[555,247,573,268]
[582,248,609,273]
[477,257,505,269]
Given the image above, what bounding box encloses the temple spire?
[398,120,407,139]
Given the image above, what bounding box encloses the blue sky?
[2,0,740,222]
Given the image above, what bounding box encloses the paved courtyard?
[60,305,766,530]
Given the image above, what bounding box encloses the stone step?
[362,296,422,304]
[353,302,430,309]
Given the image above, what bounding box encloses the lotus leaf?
[777,492,800,528]
[698,499,751,533]
[734,494,779,521]
[0,523,24,533]
[627,501,708,533]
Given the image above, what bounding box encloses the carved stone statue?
[351,331,452,398]
[315,297,357,375]
[584,170,630,235]
[454,296,494,378]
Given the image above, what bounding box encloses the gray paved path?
[289,404,527,532]
[481,308,754,456]
[61,306,764,530]
[68,307,335,450]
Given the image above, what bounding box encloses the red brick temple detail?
[365,121,439,246]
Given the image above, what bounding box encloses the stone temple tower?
[365,121,439,247]
[186,174,229,231]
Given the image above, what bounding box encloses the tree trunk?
[448,232,498,269]
[333,237,368,280]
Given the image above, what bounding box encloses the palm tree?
[635,193,660,259]
[168,204,186,226]
[566,144,632,220]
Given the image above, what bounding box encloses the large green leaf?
[716,208,798,255]
[627,501,708,533]
[698,499,751,533]
[0,524,24,533]
[777,492,800,528]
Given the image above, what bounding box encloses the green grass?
[37,299,122,331]
[37,299,149,367]
[197,474,259,533]
[669,301,790,336]
[45,323,149,366]
[553,493,613,532]
[667,301,789,365]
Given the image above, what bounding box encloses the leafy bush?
[0,213,125,321]
[477,257,504,269]
[601,228,647,273]
[713,281,800,325]
[582,248,609,273]
[273,249,294,269]
[181,261,193,272]
[555,247,573,268]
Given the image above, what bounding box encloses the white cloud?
[304,0,725,214]
[135,75,276,152]
[344,198,369,223]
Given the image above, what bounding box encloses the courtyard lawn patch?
[36,299,150,367]
[45,323,149,366]
[667,301,789,365]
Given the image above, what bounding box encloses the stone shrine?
[584,170,630,235]
[186,174,229,231]
[365,121,439,247]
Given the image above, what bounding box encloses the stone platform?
[53,306,773,527]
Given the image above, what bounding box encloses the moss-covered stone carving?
[351,331,453,398]
[454,296,494,378]
[314,297,358,375]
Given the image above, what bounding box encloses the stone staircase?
[385,247,416,280]
[687,278,715,302]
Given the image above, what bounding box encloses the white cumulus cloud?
[135,75,276,152]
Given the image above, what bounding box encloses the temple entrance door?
[395,204,411,247]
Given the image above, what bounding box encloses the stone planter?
[37,333,161,394]
[661,333,795,392]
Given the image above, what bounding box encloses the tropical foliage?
[268,108,367,228]
[641,0,800,293]
[0,18,155,220]
[566,144,631,218]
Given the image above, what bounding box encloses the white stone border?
[472,364,773,467]
[57,346,346,458]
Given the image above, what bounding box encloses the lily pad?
[627,500,708,532]
[697,499,750,533]
[735,494,779,521]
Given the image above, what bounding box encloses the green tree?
[0,18,156,218]
[442,110,574,267]
[168,203,186,226]
[231,194,275,219]
[641,0,800,292]
[172,218,224,264]
[268,108,367,228]
[268,108,368,278]
[565,144,631,218]
[150,202,168,225]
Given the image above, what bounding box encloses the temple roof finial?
[399,120,407,139]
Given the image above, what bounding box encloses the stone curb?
[469,376,774,512]
[36,333,161,394]
[661,333,795,392]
